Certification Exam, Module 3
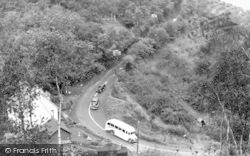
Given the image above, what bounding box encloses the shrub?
[161,109,179,125]
[156,60,169,71]
[90,141,100,146]
[128,39,155,59]
[200,45,211,56]
[123,55,136,63]
[122,10,135,29]
[194,59,211,76]
[161,108,193,127]
[167,126,187,137]
[74,22,103,42]
[147,27,170,48]
[162,22,178,38]
[177,20,188,34]
[51,96,60,105]
[205,127,220,142]
[62,100,74,111]
[115,29,135,52]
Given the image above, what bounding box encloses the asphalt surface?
[70,64,205,156]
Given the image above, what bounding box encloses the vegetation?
[1,0,250,155]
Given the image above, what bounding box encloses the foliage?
[128,38,156,59]
[189,27,250,154]
[118,59,195,132]
[0,0,201,144]
[147,27,170,48]
[162,21,178,38]
[138,150,169,156]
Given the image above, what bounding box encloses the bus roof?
[107,119,136,132]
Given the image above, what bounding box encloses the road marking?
[88,105,203,155]
[88,104,105,130]
[87,80,204,155]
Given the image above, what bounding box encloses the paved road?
[70,64,205,156]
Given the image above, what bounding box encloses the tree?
[0,47,48,143]
[162,21,178,38]
[191,27,250,155]
[147,27,170,48]
[128,38,155,59]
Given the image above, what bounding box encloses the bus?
[105,119,138,143]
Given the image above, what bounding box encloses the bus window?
[107,123,110,125]
[111,123,114,127]
[115,126,118,129]
[118,128,121,131]
[122,130,125,133]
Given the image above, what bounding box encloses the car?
[96,83,106,94]
[90,96,100,110]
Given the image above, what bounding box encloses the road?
[70,64,205,156]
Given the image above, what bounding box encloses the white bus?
[105,119,138,143]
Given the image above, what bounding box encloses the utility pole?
[58,94,62,156]
[137,121,140,154]
[56,77,62,156]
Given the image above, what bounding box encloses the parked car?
[90,96,100,110]
[96,83,106,94]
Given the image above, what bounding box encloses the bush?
[204,126,220,142]
[74,22,103,42]
[147,27,170,48]
[139,150,166,156]
[115,29,135,52]
[200,45,211,55]
[162,22,178,38]
[177,20,188,34]
[90,141,100,146]
[161,108,194,128]
[62,100,74,111]
[194,59,211,76]
[122,10,135,29]
[161,109,179,125]
[128,38,155,59]
[51,96,60,105]
[167,127,187,137]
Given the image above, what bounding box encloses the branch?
[241,47,250,60]
[212,87,224,112]
[240,70,250,78]
[211,86,238,154]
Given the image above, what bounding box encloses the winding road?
[70,64,206,156]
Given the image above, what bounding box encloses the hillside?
[108,0,250,155]
[0,0,250,156]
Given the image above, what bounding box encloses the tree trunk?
[220,113,224,156]
[20,110,27,142]
[229,126,238,155]
[240,132,243,156]
[55,76,62,156]
[226,118,230,155]
[213,90,238,155]
[249,134,250,149]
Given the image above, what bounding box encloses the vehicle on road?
[96,82,107,94]
[90,96,100,110]
[105,119,138,143]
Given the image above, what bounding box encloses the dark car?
[96,83,106,94]
[90,96,100,110]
